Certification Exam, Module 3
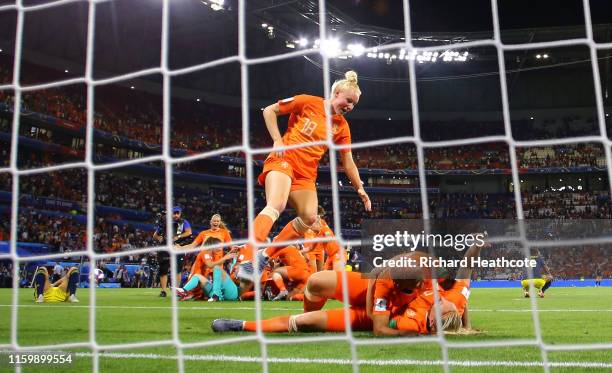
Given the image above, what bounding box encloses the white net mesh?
[1,0,612,372]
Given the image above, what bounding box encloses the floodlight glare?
[347,43,365,57]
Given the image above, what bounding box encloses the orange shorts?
[306,249,324,262]
[258,156,316,192]
[324,252,343,270]
[325,307,373,332]
[332,271,369,307]
[287,267,311,285]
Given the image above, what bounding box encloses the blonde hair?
[331,70,361,97]
[210,213,228,231]
[440,311,463,334]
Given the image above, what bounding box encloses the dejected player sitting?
[521,249,552,298]
[34,266,80,303]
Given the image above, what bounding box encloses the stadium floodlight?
[130,86,135,90]
[320,38,341,57]
[347,43,365,57]
[378,52,384,58]
[536,54,542,59]
[285,41,295,49]
[543,54,549,59]
[64,69,69,73]
[297,38,308,47]
[196,98,201,102]
[261,23,268,28]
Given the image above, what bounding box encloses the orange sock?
[244,316,290,332]
[254,214,275,243]
[240,291,255,300]
[273,276,287,292]
[265,219,301,256]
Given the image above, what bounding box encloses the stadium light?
[285,41,295,49]
[64,69,69,73]
[536,54,542,59]
[297,38,308,47]
[0,48,3,52]
[320,38,341,57]
[196,98,201,102]
[543,54,549,59]
[130,86,135,90]
[261,23,268,28]
[347,43,365,57]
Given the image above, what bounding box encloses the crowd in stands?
[523,191,611,219]
[17,210,85,253]
[476,245,611,280]
[3,78,609,171]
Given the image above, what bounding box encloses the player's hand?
[272,138,286,158]
[357,188,372,211]
[230,246,240,253]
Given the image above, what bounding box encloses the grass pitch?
[0,286,611,372]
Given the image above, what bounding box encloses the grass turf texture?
[0,287,611,372]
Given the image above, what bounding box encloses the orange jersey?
[371,278,419,317]
[420,279,470,316]
[315,219,341,257]
[270,245,310,273]
[192,228,232,246]
[235,245,254,264]
[191,248,224,278]
[391,294,431,334]
[276,94,352,180]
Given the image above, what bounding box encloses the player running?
[239,71,371,280]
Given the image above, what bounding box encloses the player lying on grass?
[175,237,239,301]
[34,266,79,303]
[212,242,488,335]
[521,249,553,298]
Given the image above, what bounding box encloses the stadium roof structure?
[1,0,612,111]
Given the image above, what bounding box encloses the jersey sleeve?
[192,232,206,246]
[333,119,352,153]
[277,95,308,116]
[183,220,192,230]
[223,230,232,243]
[372,279,394,316]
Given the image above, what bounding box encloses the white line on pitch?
[1,304,611,312]
[62,351,612,368]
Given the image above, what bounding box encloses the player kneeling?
[34,266,80,303]
[175,237,239,302]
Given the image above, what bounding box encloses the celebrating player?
[175,214,232,252]
[33,266,80,303]
[175,237,239,301]
[239,71,371,279]
[267,245,312,301]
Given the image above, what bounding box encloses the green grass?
[0,287,611,372]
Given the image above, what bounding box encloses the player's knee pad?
[293,215,320,234]
[260,206,281,222]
